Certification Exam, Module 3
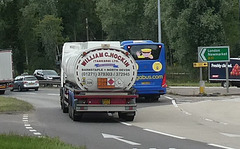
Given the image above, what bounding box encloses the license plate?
[141,82,150,85]
[102,99,110,104]
[29,83,34,85]
[0,85,6,89]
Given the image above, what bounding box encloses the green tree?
[34,15,64,69]
[18,0,62,72]
[57,0,102,41]
[96,0,146,40]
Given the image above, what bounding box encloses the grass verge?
[0,96,33,113]
[0,134,86,149]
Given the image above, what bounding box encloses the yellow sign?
[152,62,162,72]
[193,62,208,67]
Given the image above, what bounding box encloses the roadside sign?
[193,62,208,68]
[198,46,230,62]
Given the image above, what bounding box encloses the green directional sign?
[199,46,230,62]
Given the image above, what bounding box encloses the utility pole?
[158,0,162,43]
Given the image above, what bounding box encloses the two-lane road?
[1,88,239,149]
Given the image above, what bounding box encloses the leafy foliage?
[0,0,239,77]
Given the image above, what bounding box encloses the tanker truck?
[60,41,138,121]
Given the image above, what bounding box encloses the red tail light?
[161,74,167,88]
[36,80,39,84]
[23,81,28,84]
[8,84,13,88]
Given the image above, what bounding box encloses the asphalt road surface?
[1,87,240,149]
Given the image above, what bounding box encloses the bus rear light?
[159,45,162,49]
[127,46,131,50]
[161,74,167,88]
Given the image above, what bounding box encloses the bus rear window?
[128,45,161,60]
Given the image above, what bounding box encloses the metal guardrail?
[39,80,60,87]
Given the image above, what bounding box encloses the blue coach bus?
[121,40,167,101]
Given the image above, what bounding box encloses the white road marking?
[220,122,228,125]
[25,93,36,95]
[120,122,132,126]
[204,118,213,122]
[102,133,141,146]
[47,93,59,96]
[144,129,186,139]
[171,100,178,108]
[220,133,240,138]
[33,132,41,136]
[22,114,42,137]
[208,143,235,149]
[183,111,192,116]
[165,96,173,100]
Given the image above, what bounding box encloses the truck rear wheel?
[0,90,5,94]
[61,100,68,113]
[118,112,135,121]
[68,104,82,121]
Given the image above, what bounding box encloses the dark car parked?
[33,70,60,80]
[12,75,39,91]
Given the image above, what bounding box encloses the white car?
[12,75,39,91]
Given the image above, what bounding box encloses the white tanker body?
[60,41,138,121]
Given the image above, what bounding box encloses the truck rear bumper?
[75,104,137,112]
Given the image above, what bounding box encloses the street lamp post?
[158,0,162,43]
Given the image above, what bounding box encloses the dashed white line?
[120,122,132,126]
[165,96,173,100]
[24,124,31,127]
[182,111,192,116]
[220,122,228,125]
[47,93,59,96]
[171,100,178,108]
[22,114,42,137]
[25,93,36,95]
[144,129,186,139]
[208,143,235,149]
[33,132,41,136]
[220,133,240,138]
[204,118,213,122]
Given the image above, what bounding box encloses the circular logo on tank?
[152,62,162,72]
